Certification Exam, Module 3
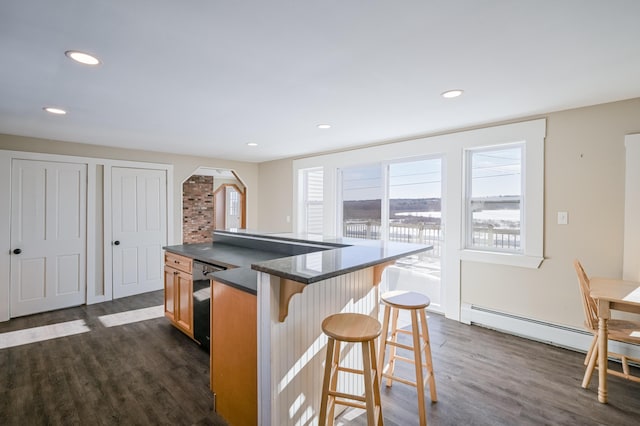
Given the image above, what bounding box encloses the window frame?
[297,167,324,235]
[293,118,545,271]
[292,119,545,323]
[459,123,544,269]
[337,162,385,240]
[464,142,525,254]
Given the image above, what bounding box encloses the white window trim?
[292,118,546,321]
[464,142,524,254]
[459,125,544,269]
[300,167,324,235]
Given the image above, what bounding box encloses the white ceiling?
[1,1,639,163]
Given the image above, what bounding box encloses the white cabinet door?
[111,167,166,299]
[10,160,87,317]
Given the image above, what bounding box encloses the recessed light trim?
[65,50,101,65]
[317,124,331,129]
[43,107,67,115]
[441,89,464,99]
[247,142,258,147]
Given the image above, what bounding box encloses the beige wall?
[463,98,640,328]
[256,97,640,329]
[257,158,294,232]
[0,134,259,243]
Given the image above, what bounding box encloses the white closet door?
[10,159,87,317]
[111,167,167,299]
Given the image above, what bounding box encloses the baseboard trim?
[460,303,640,359]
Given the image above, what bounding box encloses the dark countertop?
[251,240,429,284]
[210,268,258,295]
[163,242,285,269]
[164,230,432,294]
[163,241,285,294]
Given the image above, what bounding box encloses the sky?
[341,145,521,201]
[342,158,442,201]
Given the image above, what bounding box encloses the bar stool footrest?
[382,372,418,388]
[334,399,367,410]
[328,390,367,403]
[336,366,364,375]
[385,340,414,351]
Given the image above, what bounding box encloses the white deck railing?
[343,221,521,255]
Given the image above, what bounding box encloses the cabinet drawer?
[164,251,193,274]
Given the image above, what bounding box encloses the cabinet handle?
[174,260,179,263]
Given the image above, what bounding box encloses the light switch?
[557,211,568,225]
[286,215,291,223]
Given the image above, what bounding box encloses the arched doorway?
[182,168,246,244]
[213,183,244,230]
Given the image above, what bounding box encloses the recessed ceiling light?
[441,89,464,99]
[65,50,101,65]
[247,142,258,147]
[43,107,67,115]
[317,124,331,129]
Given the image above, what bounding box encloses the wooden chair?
[319,313,384,426]
[573,259,640,387]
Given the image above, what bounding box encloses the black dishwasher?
[192,261,226,352]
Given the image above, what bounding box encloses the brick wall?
[183,175,214,243]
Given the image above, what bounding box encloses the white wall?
[623,133,640,281]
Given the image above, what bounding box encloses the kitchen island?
[164,230,431,425]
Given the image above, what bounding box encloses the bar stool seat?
[319,313,384,426]
[378,290,437,426]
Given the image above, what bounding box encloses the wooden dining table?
[589,277,640,403]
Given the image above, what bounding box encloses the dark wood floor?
[1,291,639,426]
[340,312,640,426]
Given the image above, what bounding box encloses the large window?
[294,119,544,274]
[341,164,382,240]
[340,158,444,307]
[340,158,443,252]
[465,144,523,252]
[388,158,442,254]
[293,119,545,321]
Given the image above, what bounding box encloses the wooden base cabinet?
[210,280,257,426]
[164,252,194,337]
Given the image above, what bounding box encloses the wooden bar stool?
[378,290,436,426]
[319,313,384,426]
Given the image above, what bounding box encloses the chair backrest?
[573,259,598,331]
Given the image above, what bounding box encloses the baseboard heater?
[461,303,640,364]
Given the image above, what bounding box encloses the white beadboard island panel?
[257,268,378,426]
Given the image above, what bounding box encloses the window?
[293,119,545,274]
[388,158,443,253]
[301,168,324,234]
[341,164,382,240]
[339,158,444,308]
[228,188,239,217]
[340,159,444,248]
[465,143,523,253]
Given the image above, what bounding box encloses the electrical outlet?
[557,211,568,225]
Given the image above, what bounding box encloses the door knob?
[113,240,120,246]
[12,248,22,255]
